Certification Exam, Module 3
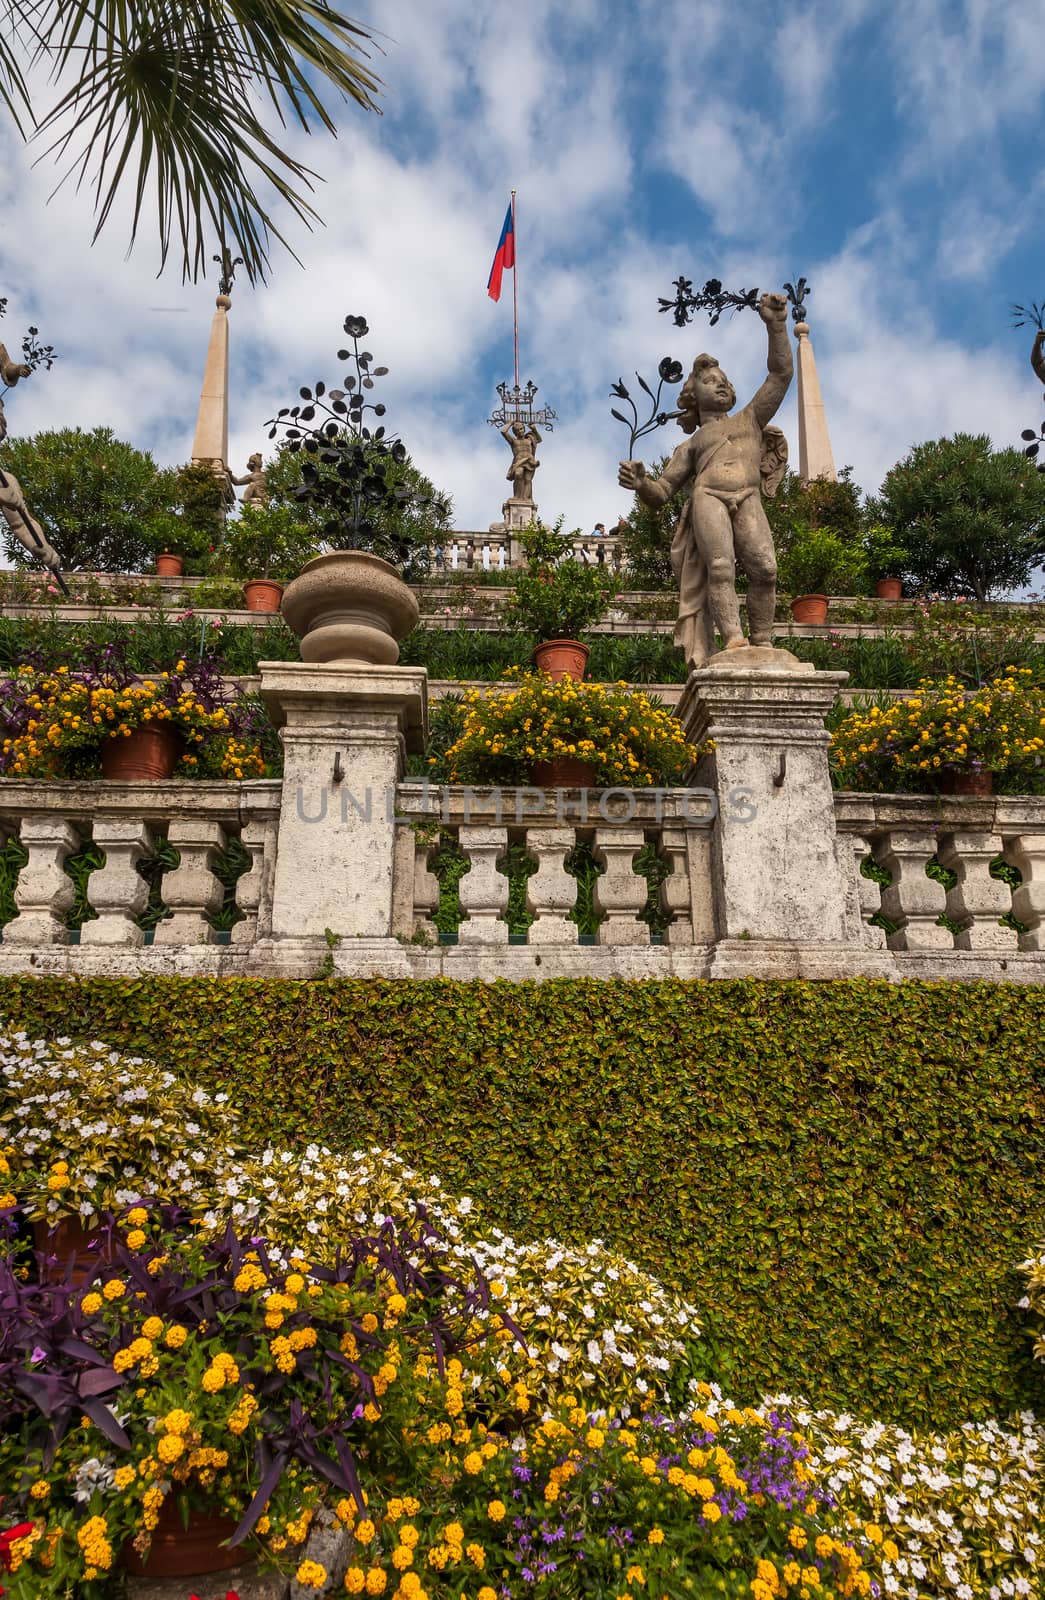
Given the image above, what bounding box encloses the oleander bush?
[0,978,1043,1425]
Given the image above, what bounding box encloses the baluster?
[658,826,700,946]
[482,543,491,571]
[873,829,952,951]
[390,823,439,941]
[232,818,277,944]
[526,827,576,943]
[450,542,460,571]
[849,835,887,949]
[936,830,1017,952]
[497,546,506,571]
[457,825,509,944]
[1005,833,1045,950]
[412,830,441,941]
[7,818,79,945]
[80,818,155,946]
[153,819,227,944]
[593,827,648,945]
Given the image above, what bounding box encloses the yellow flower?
[295,1559,328,1589]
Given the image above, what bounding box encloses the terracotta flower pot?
[32,1213,105,1286]
[875,577,903,601]
[280,550,420,665]
[531,757,598,788]
[939,768,993,796]
[100,724,182,782]
[123,1501,247,1578]
[155,553,184,577]
[789,594,829,625]
[532,639,589,681]
[243,577,284,613]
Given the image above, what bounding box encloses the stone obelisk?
[794,321,836,483]
[191,290,232,478]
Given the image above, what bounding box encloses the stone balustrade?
[430,530,625,573]
[390,782,715,975]
[834,792,1045,980]
[4,702,1045,982]
[0,779,280,974]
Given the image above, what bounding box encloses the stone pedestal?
[679,656,897,977]
[259,662,426,942]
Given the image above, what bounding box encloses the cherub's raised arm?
[750,293,794,428]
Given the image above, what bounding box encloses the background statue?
[229,451,269,507]
[0,467,67,590]
[0,341,31,446]
[619,292,793,669]
[501,421,541,501]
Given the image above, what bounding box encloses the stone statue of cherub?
[619,291,793,669]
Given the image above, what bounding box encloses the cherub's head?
[678,354,736,430]
[512,422,526,438]
[247,452,263,470]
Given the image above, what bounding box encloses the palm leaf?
[11,0,383,281]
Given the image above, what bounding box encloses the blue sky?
[1,0,1043,536]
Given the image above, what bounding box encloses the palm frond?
[19,0,384,282]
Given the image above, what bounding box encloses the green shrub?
[0,977,1042,1425]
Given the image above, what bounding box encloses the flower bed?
[830,670,1045,793]
[435,672,697,786]
[1,1032,1044,1599]
[0,649,276,779]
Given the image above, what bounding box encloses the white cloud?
[0,0,1041,550]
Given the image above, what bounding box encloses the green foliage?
[618,456,682,590]
[764,467,865,555]
[503,522,617,641]
[777,524,868,597]
[878,433,1045,600]
[215,502,319,580]
[148,462,230,570]
[1,977,1043,1425]
[0,3,382,287]
[862,523,909,584]
[0,426,175,573]
[264,441,451,583]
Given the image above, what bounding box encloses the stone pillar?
[260,662,427,942]
[679,657,895,976]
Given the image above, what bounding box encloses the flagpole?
[511,189,520,393]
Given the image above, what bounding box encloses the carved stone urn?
[280,550,419,665]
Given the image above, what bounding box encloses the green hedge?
[1,975,1043,1425]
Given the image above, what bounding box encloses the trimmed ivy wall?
[1,975,1043,1425]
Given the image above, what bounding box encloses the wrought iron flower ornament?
[265,313,440,562]
[610,357,685,455]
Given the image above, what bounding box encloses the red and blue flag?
[486,202,515,301]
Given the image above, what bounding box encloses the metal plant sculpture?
[611,271,810,449]
[658,273,812,328]
[609,356,685,456]
[1013,300,1045,473]
[265,314,447,564]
